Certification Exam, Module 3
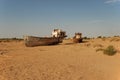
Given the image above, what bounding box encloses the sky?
[0,0,120,38]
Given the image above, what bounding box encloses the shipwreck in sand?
[24,29,67,47]
[73,33,83,43]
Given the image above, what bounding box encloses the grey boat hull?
[24,36,63,47]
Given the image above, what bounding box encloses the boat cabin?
[52,29,67,38]
[74,33,82,39]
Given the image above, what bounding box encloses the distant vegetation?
[97,36,102,38]
[0,38,23,42]
[82,37,91,40]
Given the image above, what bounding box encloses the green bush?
[103,45,117,56]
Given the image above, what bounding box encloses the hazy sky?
[0,0,120,38]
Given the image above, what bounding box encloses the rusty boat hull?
[24,36,63,47]
[73,38,83,43]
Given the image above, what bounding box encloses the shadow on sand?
[63,40,89,45]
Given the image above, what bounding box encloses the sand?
[0,37,120,80]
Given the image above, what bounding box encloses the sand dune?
[0,37,120,80]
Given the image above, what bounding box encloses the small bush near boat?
[96,45,117,56]
[103,45,117,56]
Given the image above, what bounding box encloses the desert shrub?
[97,36,102,38]
[114,35,119,37]
[103,45,117,56]
[96,45,117,56]
[83,36,87,39]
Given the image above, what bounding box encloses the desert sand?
[0,37,120,80]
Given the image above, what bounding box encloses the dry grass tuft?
[84,43,91,47]
[0,49,8,55]
[110,37,120,42]
[96,48,104,52]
